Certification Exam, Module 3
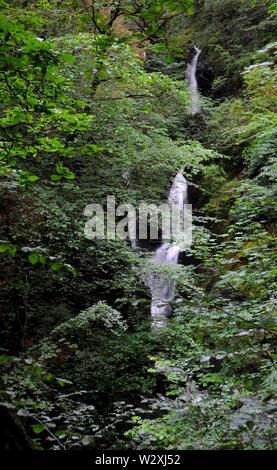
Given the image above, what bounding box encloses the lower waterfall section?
[144,171,188,329]
[145,243,181,328]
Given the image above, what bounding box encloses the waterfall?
[145,171,188,329]
[186,46,201,114]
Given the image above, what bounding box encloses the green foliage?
[67,0,194,39]
[0,0,276,452]
[0,8,95,181]
[124,263,276,449]
[44,301,127,342]
[243,128,277,182]
[0,241,17,256]
[207,51,277,154]
[269,1,277,12]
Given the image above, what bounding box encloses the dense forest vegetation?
[0,0,276,451]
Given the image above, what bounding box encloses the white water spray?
[186,46,201,114]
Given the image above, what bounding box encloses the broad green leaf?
[32,423,45,434]
[28,253,39,265]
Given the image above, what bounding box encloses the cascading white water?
[186,46,201,114]
[146,171,188,328]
